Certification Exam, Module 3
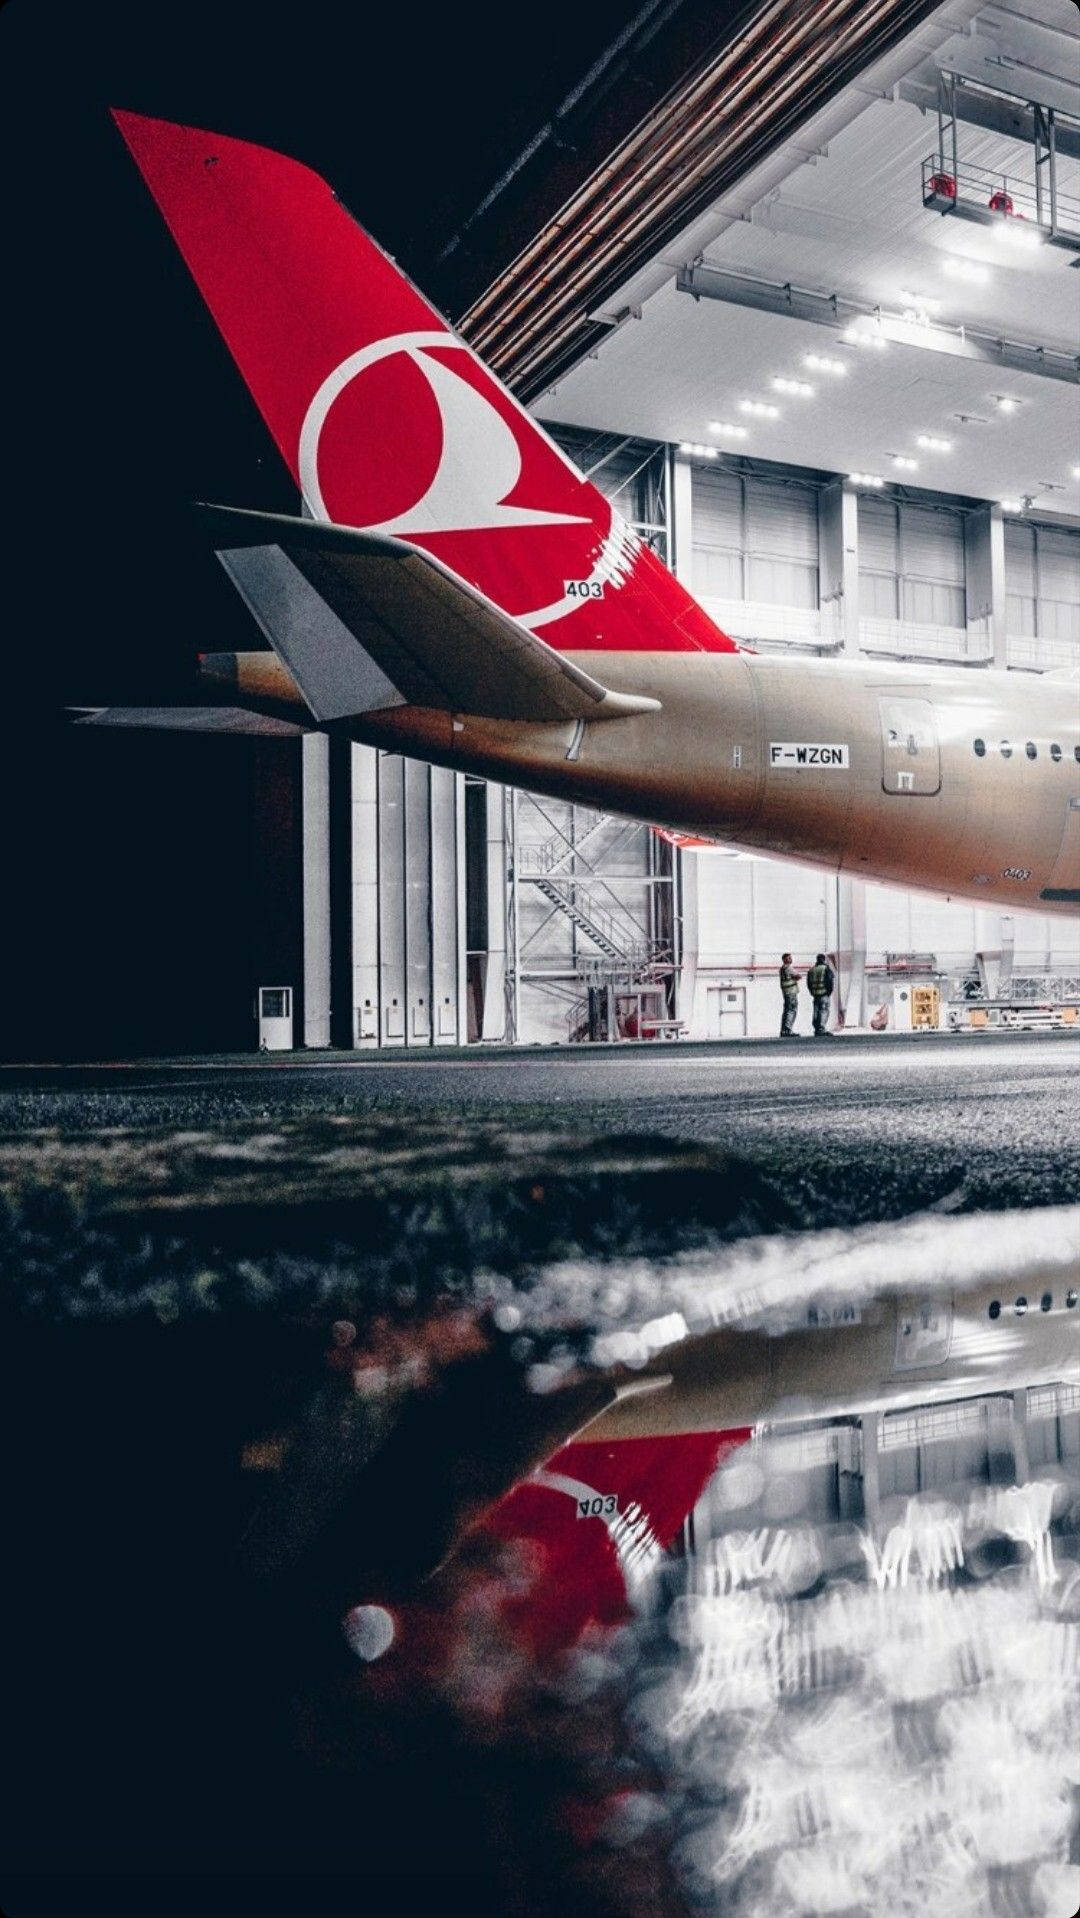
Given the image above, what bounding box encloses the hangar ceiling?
[533,0,1080,517]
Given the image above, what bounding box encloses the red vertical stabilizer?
[112,109,736,656]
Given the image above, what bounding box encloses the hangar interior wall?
[284,431,1079,1049]
[692,1385,1080,1545]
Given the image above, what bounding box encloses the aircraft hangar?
[3,6,1080,1916]
[230,0,1080,1058]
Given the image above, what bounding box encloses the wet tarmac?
[3,1029,1078,1226]
[1,1032,1077,1917]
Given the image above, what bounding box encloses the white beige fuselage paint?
[230,648,1080,915]
[330,651,1080,917]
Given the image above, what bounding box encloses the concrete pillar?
[860,1412,883,1534]
[964,502,1007,667]
[836,875,867,1029]
[675,848,699,1033]
[429,766,461,1044]
[1010,1389,1031,1485]
[301,733,331,1047]
[351,744,379,1047]
[998,914,1015,994]
[670,449,694,589]
[328,732,354,1050]
[480,781,507,1041]
[377,753,407,1045]
[669,449,697,1038]
[819,478,860,654]
[455,773,469,1045]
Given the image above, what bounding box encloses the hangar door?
[880,697,941,794]
[693,469,819,608]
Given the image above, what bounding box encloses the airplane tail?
[112,110,736,660]
[481,1427,749,1655]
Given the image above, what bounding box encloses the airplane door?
[879,697,941,795]
[1042,797,1080,905]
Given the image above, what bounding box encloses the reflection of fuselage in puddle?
[348,1282,1079,1916]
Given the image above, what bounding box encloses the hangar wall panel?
[430,766,465,1044]
[376,755,407,1045]
[692,469,820,609]
[858,498,966,628]
[1005,522,1080,645]
[679,855,1079,1041]
[404,758,433,1043]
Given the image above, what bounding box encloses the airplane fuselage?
[238,648,1080,915]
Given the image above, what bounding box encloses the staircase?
[518,808,610,877]
[533,877,651,965]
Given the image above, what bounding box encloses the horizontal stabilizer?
[201,504,662,727]
[73,705,308,736]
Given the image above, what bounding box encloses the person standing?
[779,953,801,1036]
[806,953,835,1036]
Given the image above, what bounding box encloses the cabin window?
[1000,741,1013,759]
[1014,1296,1028,1316]
[973,738,986,757]
[1041,1293,1053,1313]
[1050,743,1062,763]
[1074,746,1080,765]
[1067,1290,1078,1309]
[1025,741,1037,760]
[988,1300,1001,1320]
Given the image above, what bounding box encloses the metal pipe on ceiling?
[459,0,942,400]
[464,0,802,342]
[497,0,865,371]
[476,0,906,381]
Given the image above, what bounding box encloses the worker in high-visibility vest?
[779,953,801,1037]
[806,953,836,1037]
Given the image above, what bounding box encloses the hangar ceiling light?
[941,258,989,284]
[843,323,889,350]
[991,220,1045,251]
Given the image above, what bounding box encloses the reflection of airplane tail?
[112,109,735,663]
[481,1428,750,1655]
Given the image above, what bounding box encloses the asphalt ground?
[3,1028,1078,1227]
[2,1029,1077,1917]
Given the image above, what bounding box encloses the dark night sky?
[0,0,639,1056]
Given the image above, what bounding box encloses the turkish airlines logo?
[297,330,633,629]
